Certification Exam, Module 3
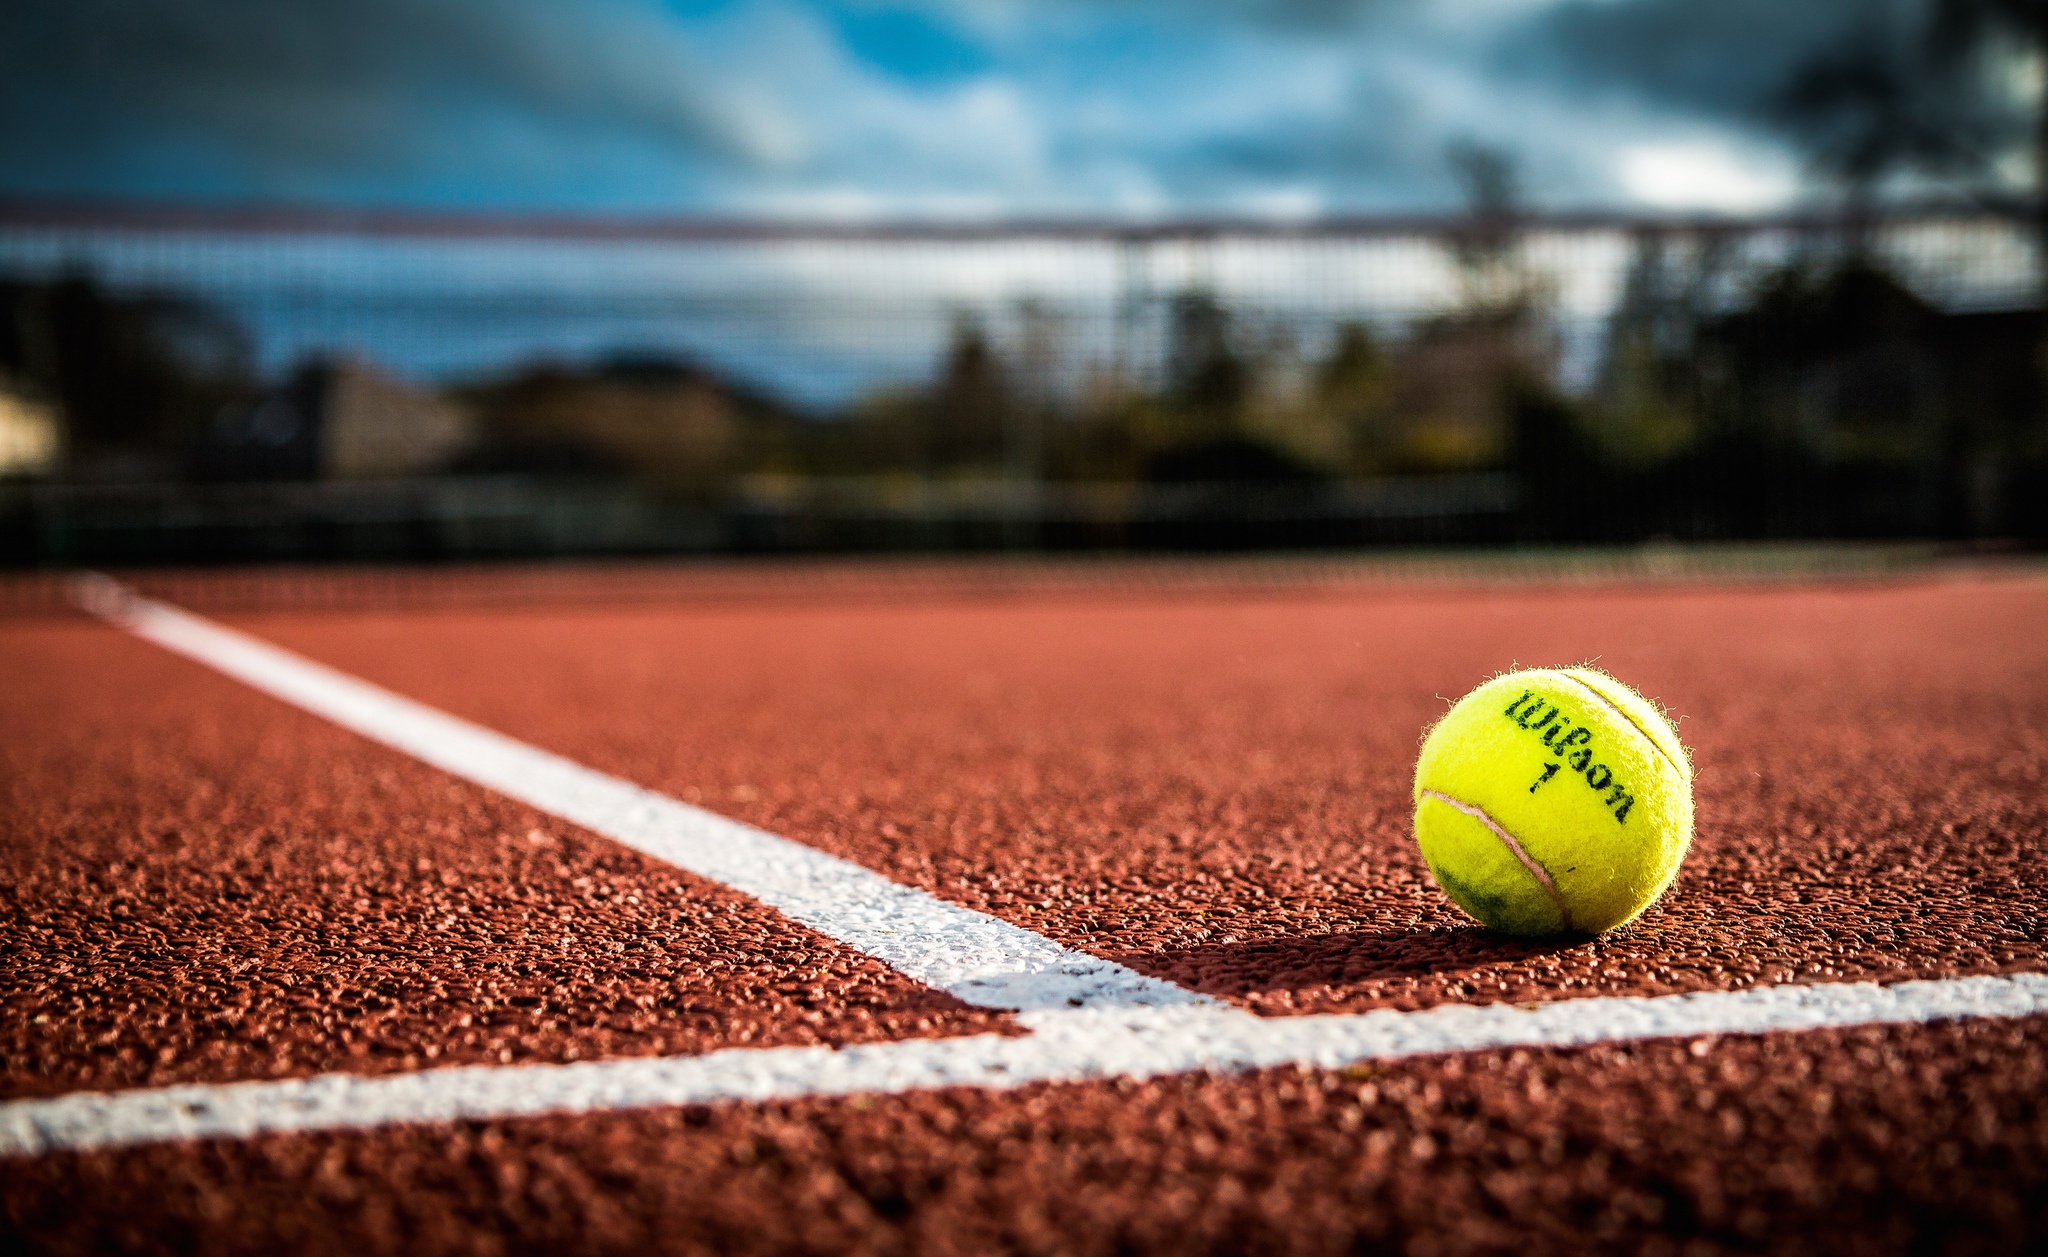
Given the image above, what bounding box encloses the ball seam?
[1549,670,1685,780]
[1417,789,1573,932]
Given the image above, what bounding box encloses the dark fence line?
[1,474,1519,566]
[3,201,2044,561]
[8,461,2034,567]
[0,196,2022,244]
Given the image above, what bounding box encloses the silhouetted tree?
[1164,290,1248,437]
[1445,141,1528,310]
[1934,0,2048,289]
[930,316,1009,469]
[1313,322,1395,471]
[1769,2,2041,250]
[0,273,251,473]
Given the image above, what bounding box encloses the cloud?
[0,0,798,202]
[1499,0,1893,121]
[0,0,1923,214]
[1616,141,1798,211]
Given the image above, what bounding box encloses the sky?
[0,0,1944,218]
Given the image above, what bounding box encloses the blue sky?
[0,0,1917,217]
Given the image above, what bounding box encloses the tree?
[1934,1,2048,283]
[930,315,1009,470]
[0,273,252,472]
[1163,290,1248,438]
[1445,141,1526,310]
[1770,2,2044,270]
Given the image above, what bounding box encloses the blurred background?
[2,0,2044,563]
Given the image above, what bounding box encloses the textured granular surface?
[0,621,1006,1099]
[5,1013,2045,1255]
[6,566,2048,1255]
[242,573,2048,1014]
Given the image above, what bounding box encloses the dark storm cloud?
[0,0,789,199]
[1501,0,1900,122]
[1155,0,1904,134]
[0,0,1938,214]
[1186,0,1385,30]
[1175,73,1446,204]
[1080,0,1895,207]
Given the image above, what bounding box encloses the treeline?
[790,293,1541,487]
[0,275,253,479]
[1552,245,2046,540]
[757,246,2048,540]
[4,248,2044,544]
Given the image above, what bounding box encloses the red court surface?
[0,620,1006,1100]
[8,1018,2047,1255]
[4,559,2047,1253]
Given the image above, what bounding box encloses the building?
[0,377,60,477]
[200,359,474,480]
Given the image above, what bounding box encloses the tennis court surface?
[5,556,2046,1254]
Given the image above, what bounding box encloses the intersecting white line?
[8,575,2041,1160]
[8,976,2047,1157]
[68,574,1207,1016]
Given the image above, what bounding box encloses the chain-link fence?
[2,202,2042,561]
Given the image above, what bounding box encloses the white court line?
[69,574,1206,1016]
[19,575,2044,1160]
[8,975,2047,1156]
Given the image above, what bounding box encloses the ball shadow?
[1108,925,1590,1001]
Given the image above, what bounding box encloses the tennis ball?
[1412,668,1692,937]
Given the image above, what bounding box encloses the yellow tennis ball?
[1412,667,1693,937]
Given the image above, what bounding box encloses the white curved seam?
[1418,790,1573,931]
[1550,670,1685,780]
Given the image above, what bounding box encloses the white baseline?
[7,976,2046,1156]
